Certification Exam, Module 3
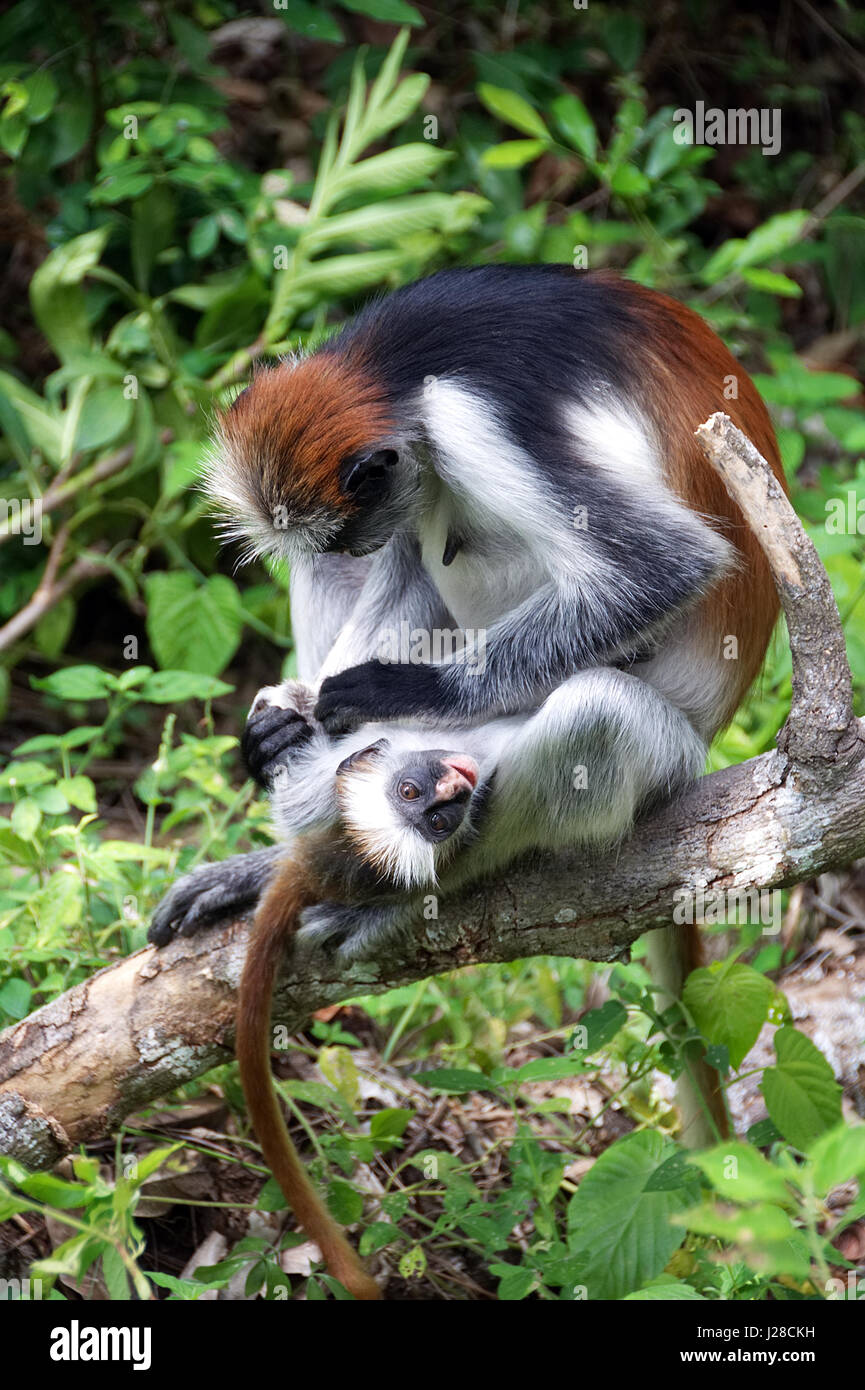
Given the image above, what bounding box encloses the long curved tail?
[235,859,381,1300]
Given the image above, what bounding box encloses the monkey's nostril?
[440,755,479,789]
[434,766,475,802]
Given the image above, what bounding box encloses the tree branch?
[1,414,863,1168]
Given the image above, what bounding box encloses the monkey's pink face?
[205,356,402,562]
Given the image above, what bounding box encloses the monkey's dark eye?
[428,811,444,833]
[399,780,420,800]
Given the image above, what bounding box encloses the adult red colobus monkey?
[236,734,480,1301]
[151,265,785,1145]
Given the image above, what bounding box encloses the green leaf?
[490,1263,536,1300]
[326,1180,364,1225]
[369,1108,413,1144]
[339,0,423,23]
[15,727,101,755]
[703,211,809,282]
[138,671,233,703]
[303,192,486,251]
[0,760,54,790]
[481,140,547,169]
[74,385,134,452]
[398,1245,426,1280]
[643,1150,702,1193]
[688,1142,795,1206]
[760,1027,842,1151]
[29,226,111,361]
[363,72,429,147]
[608,164,651,196]
[145,573,243,677]
[735,211,810,268]
[217,208,246,244]
[14,1170,87,1208]
[413,1067,494,1094]
[683,962,775,1069]
[566,1131,699,1299]
[275,0,343,42]
[810,1124,865,1193]
[678,1199,811,1278]
[512,1055,590,1083]
[573,999,628,1055]
[31,665,112,700]
[90,167,154,204]
[131,184,175,291]
[145,1271,215,1300]
[551,93,597,161]
[746,1118,783,1147]
[34,597,75,660]
[359,1222,401,1256]
[605,13,645,70]
[31,225,111,292]
[625,1279,705,1300]
[742,268,802,297]
[22,70,59,123]
[57,776,97,813]
[0,109,28,158]
[331,144,450,200]
[11,798,41,840]
[318,1046,359,1107]
[0,371,62,461]
[189,214,219,259]
[477,84,549,140]
[288,250,414,302]
[279,1079,352,1117]
[101,1246,130,1301]
[0,978,32,1020]
[33,785,70,815]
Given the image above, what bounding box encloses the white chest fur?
[418,493,541,630]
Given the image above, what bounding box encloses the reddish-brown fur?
[221,352,393,512]
[614,277,786,729]
[236,844,382,1300]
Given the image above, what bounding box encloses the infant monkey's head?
[335,740,480,888]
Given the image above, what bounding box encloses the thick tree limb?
[1,414,863,1168]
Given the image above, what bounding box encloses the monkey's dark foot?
[297,899,409,962]
[242,705,314,788]
[148,849,280,946]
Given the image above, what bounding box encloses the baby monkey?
[236,738,479,1301]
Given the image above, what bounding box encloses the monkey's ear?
[338,449,399,505]
[337,738,390,777]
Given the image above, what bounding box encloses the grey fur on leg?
[297,897,418,962]
[289,553,370,683]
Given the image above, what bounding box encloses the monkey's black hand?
[149,848,280,946]
[315,661,445,735]
[242,704,314,787]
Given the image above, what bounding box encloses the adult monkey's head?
[207,351,420,565]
